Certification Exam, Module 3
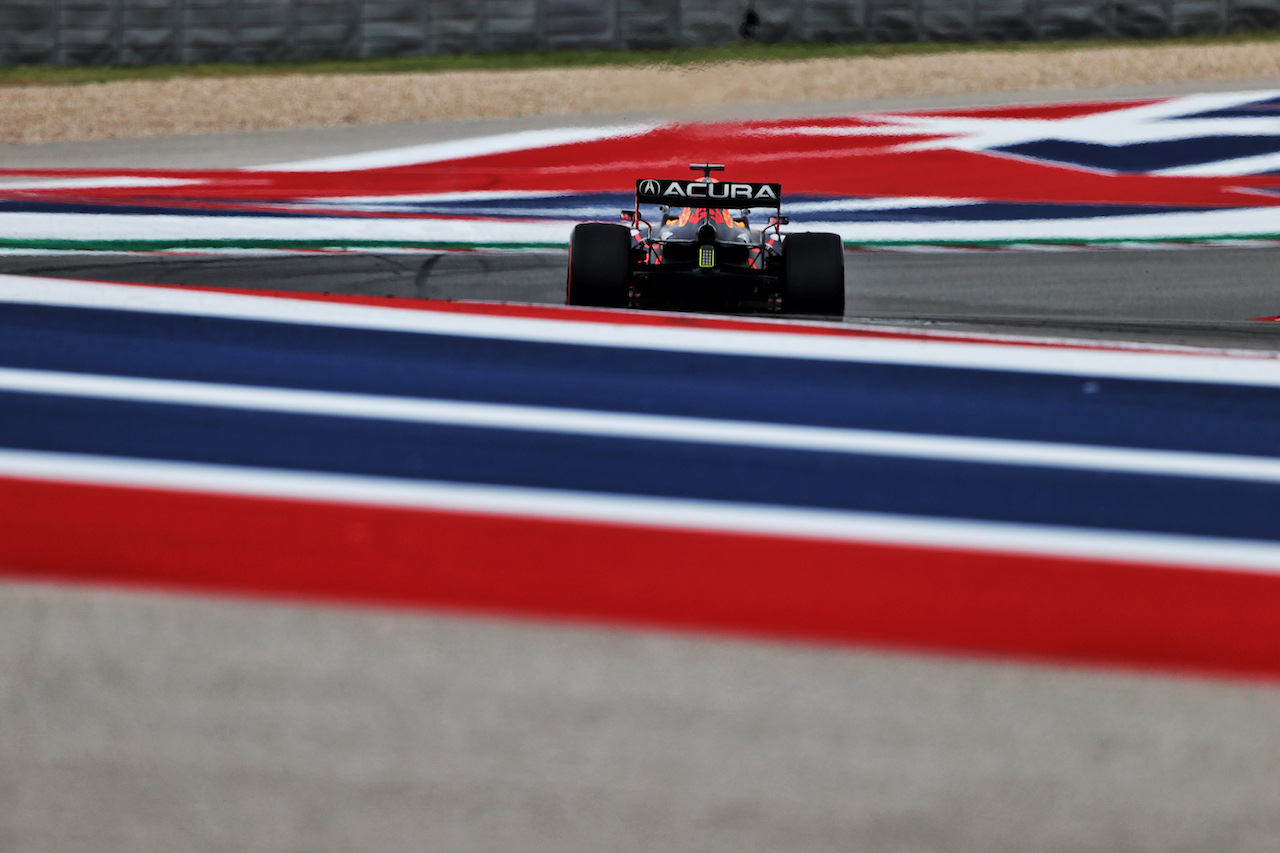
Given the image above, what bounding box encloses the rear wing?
[622,165,788,230]
[634,178,782,209]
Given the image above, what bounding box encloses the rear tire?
[567,223,631,308]
[782,232,845,316]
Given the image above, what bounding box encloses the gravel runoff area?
[4,41,1280,144]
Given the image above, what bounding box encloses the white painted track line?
[3,366,1280,485]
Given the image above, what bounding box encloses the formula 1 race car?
[566,164,845,316]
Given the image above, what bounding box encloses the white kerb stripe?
[5,366,1280,484]
[1,448,1278,574]
[3,276,1280,387]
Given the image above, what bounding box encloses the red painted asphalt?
[4,474,1279,681]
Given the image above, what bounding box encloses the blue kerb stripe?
[2,302,1279,458]
[0,389,1277,543]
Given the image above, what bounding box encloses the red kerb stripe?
[2,474,1278,681]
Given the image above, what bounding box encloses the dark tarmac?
[3,243,1278,350]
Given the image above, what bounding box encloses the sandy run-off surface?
[4,40,1280,144]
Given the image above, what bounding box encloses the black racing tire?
[566,223,631,308]
[782,232,845,316]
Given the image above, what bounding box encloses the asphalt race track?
[6,582,1280,853]
[2,244,1280,350]
[4,84,1280,853]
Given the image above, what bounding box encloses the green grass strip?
[3,29,1279,88]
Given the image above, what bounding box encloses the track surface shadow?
[2,246,1279,349]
